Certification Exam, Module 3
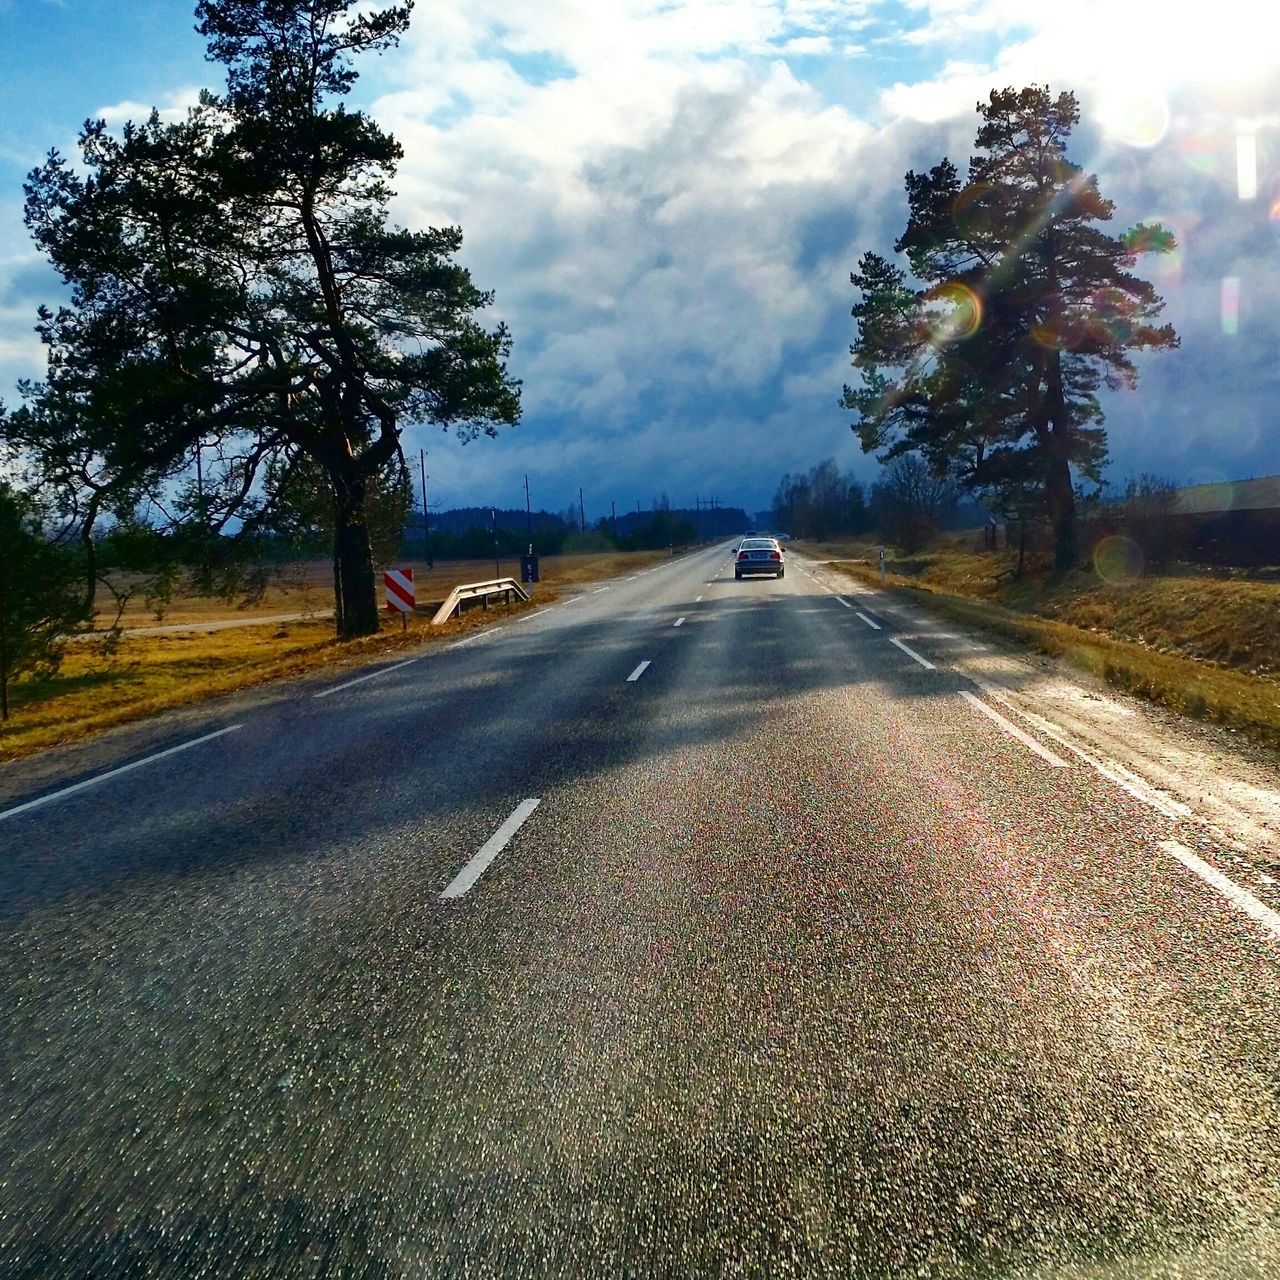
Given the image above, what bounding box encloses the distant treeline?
[771,457,981,549]
[399,502,748,560]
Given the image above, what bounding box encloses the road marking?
[627,575,638,580]
[835,596,854,608]
[592,586,610,594]
[888,637,936,670]
[446,627,506,651]
[314,658,418,696]
[967,676,1189,819]
[0,726,244,824]
[516,608,551,623]
[695,595,703,603]
[855,612,882,630]
[441,799,541,900]
[627,660,651,682]
[959,691,1069,768]
[1162,840,1280,943]
[674,617,685,627]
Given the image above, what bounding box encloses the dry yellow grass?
[88,549,677,631]
[1,547,683,762]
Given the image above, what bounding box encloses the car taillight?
[770,551,781,560]
[738,551,750,559]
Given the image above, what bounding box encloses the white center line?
[695,595,703,603]
[958,691,1069,768]
[673,617,685,627]
[314,658,418,696]
[0,725,244,824]
[440,799,541,900]
[1162,840,1280,943]
[888,637,936,670]
[855,612,882,630]
[627,660,652,682]
[835,596,854,609]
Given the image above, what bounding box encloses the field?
[1,549,679,762]
[803,537,1280,749]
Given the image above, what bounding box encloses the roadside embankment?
[802,540,1280,751]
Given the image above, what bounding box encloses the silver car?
[734,537,785,579]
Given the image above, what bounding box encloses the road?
[3,541,1280,1278]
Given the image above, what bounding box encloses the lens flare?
[926,281,983,345]
[1094,535,1144,585]
[1237,135,1258,200]
[1127,213,1185,285]
[1099,90,1170,149]
[1221,276,1240,335]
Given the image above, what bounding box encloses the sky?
[1,0,1278,521]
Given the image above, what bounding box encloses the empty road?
[3,542,1280,1278]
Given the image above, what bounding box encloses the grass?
[799,538,1280,751]
[87,549,678,631]
[0,547,683,763]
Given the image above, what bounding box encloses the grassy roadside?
[801,540,1280,752]
[0,547,681,763]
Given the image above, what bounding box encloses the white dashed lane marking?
[888,637,936,670]
[440,799,542,900]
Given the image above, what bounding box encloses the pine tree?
[845,86,1178,568]
[19,0,520,637]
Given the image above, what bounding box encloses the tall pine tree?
[19,0,521,637]
[845,86,1178,569]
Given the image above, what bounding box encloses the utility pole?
[524,474,533,553]
[419,449,432,569]
[579,487,585,534]
[492,506,500,579]
[610,500,616,537]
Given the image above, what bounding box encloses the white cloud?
[94,87,205,127]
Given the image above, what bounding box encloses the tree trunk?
[333,481,380,638]
[1044,351,1077,572]
[1044,455,1076,571]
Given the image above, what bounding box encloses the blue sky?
[2,0,1278,520]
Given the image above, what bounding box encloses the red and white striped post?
[384,568,415,630]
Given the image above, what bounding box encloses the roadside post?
[878,546,886,585]
[521,548,540,584]
[384,567,415,632]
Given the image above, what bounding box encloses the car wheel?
[735,571,742,580]
[777,569,785,578]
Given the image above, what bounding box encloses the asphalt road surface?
[3,542,1280,1278]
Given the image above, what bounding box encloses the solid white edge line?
[1162,839,1280,943]
[855,612,882,630]
[440,798,541,900]
[626,660,651,682]
[516,608,551,623]
[888,636,937,670]
[314,657,418,698]
[0,725,244,824]
[674,617,685,627]
[592,586,610,593]
[958,691,1069,769]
